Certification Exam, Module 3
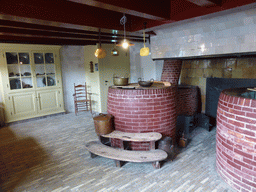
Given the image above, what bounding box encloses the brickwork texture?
[216,91,256,192]
[107,87,177,150]
[161,60,182,85]
[177,86,199,116]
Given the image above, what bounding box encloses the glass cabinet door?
[6,52,33,90]
[34,52,56,88]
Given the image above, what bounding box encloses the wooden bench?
[85,131,167,169]
[85,141,167,169]
[102,130,162,150]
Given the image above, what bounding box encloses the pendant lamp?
[95,29,106,59]
[116,14,134,49]
[140,22,150,56]
[111,31,119,56]
[111,43,119,56]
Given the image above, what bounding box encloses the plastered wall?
[150,3,256,59]
[61,46,86,113]
[129,42,162,82]
[180,57,256,112]
[84,45,101,113]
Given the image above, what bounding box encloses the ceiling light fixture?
[117,14,134,49]
[140,22,149,56]
[111,30,119,56]
[95,28,106,59]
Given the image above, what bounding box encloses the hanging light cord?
[98,28,101,47]
[143,29,146,47]
[120,14,127,39]
[143,22,147,48]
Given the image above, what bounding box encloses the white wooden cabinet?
[0,44,65,123]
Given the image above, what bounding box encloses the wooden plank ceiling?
[0,0,254,45]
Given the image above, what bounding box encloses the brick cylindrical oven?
[216,88,256,192]
[107,84,177,150]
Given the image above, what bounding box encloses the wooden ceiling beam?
[0,26,146,42]
[69,0,170,20]
[0,34,111,45]
[0,0,254,34]
[207,0,222,6]
[0,19,148,39]
[0,35,100,45]
[186,0,216,6]
[0,0,132,31]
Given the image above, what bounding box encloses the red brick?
[226,169,241,180]
[246,124,256,130]
[239,98,245,105]
[234,105,242,110]
[245,136,256,143]
[236,116,256,124]
[241,188,250,192]
[244,99,251,107]
[246,112,256,119]
[234,148,253,159]
[235,127,255,137]
[233,97,239,104]
[227,129,243,138]
[218,133,226,142]
[219,104,229,112]
[222,141,234,151]
[222,151,233,160]
[242,178,256,188]
[234,138,254,149]
[229,108,246,116]
[242,107,253,112]
[222,121,235,130]
[224,112,235,119]
[228,119,245,128]
[234,159,253,170]
[250,100,256,108]
[232,178,252,190]
[227,159,242,170]
[234,169,253,181]
[243,157,256,167]
[220,114,228,122]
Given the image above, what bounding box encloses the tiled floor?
[0,112,235,192]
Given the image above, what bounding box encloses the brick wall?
[161,60,182,85]
[177,86,199,116]
[107,87,177,150]
[216,90,256,191]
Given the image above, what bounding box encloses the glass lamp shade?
[111,48,119,56]
[140,47,150,56]
[122,39,129,49]
[116,39,134,49]
[95,48,106,59]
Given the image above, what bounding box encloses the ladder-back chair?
[73,83,92,115]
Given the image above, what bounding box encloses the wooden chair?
[73,83,92,115]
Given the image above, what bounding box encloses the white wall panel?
[151,3,256,59]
